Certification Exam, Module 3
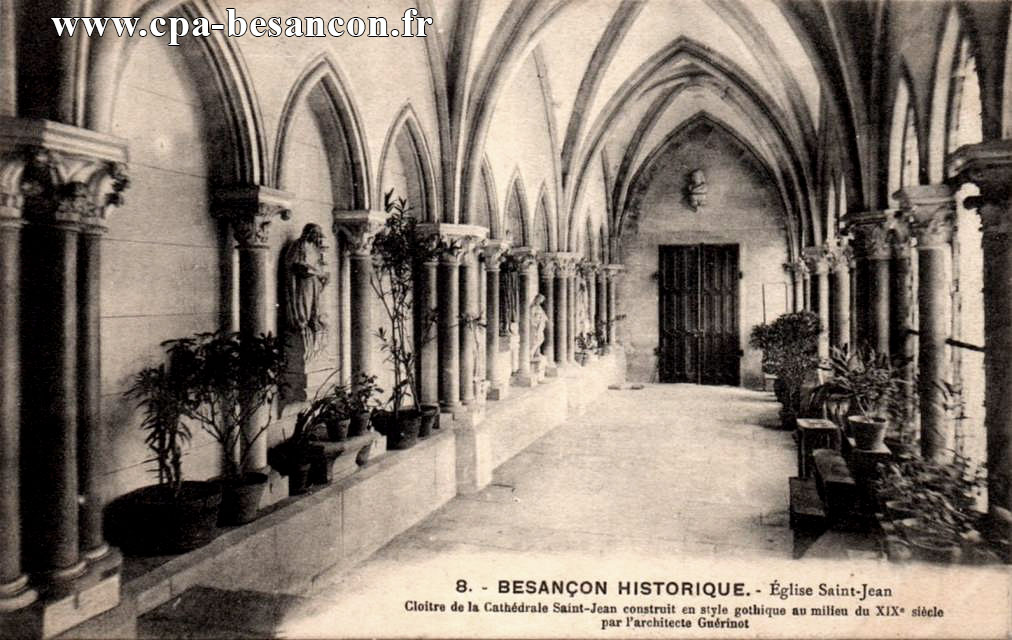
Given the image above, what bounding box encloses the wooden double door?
[658,244,741,385]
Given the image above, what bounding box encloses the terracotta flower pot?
[349,410,371,437]
[419,404,439,438]
[105,481,222,555]
[849,415,887,451]
[385,409,421,450]
[288,462,312,496]
[219,472,268,526]
[326,417,351,442]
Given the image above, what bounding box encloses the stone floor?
[138,384,795,638]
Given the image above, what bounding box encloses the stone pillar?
[567,262,577,360]
[513,251,537,384]
[538,254,557,367]
[827,237,852,349]
[216,186,291,472]
[437,241,462,410]
[605,265,619,344]
[0,165,34,611]
[949,140,1012,514]
[596,268,607,347]
[888,213,915,361]
[484,242,509,399]
[459,238,483,405]
[803,246,831,359]
[786,260,807,312]
[844,210,893,353]
[554,259,569,364]
[587,262,598,337]
[898,186,956,462]
[334,211,386,393]
[418,257,439,405]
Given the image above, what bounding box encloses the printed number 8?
[456,579,468,593]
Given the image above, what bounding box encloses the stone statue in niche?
[686,168,707,211]
[530,293,548,361]
[283,223,330,360]
[576,278,591,338]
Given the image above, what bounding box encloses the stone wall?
[618,123,791,389]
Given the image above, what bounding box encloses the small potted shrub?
[267,405,319,495]
[749,312,821,429]
[108,361,222,555]
[369,191,441,449]
[348,372,382,437]
[815,346,907,450]
[575,331,597,366]
[320,383,352,442]
[165,331,285,525]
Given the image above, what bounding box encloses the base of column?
[2,563,120,639]
[544,363,559,377]
[0,575,37,612]
[512,373,537,388]
[486,383,510,401]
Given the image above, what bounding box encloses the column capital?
[603,263,624,278]
[482,238,511,269]
[895,184,955,249]
[784,259,808,277]
[887,211,914,259]
[578,259,600,278]
[333,208,387,256]
[842,209,895,260]
[511,246,540,270]
[947,140,1012,236]
[0,119,130,231]
[536,251,557,276]
[215,185,292,248]
[801,246,830,274]
[825,236,854,272]
[417,222,489,264]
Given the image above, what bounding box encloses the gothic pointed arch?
[888,70,920,206]
[474,155,500,238]
[273,53,371,211]
[532,183,553,252]
[377,103,439,221]
[504,168,529,247]
[88,0,268,186]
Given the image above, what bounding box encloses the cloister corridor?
[137,385,797,639]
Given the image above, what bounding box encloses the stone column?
[554,259,569,364]
[77,165,128,571]
[216,186,291,472]
[567,261,578,360]
[0,166,34,610]
[437,241,462,410]
[459,238,483,405]
[844,210,893,353]
[538,254,557,367]
[786,260,806,312]
[888,213,915,361]
[949,140,1012,514]
[596,268,607,348]
[513,251,537,384]
[898,186,956,462]
[827,237,852,349]
[605,265,619,344]
[333,211,386,394]
[803,246,831,359]
[587,263,598,336]
[418,257,439,405]
[484,242,509,399]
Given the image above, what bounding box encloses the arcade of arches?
[2,0,1012,636]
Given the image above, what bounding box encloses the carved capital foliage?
[437,236,463,264]
[801,246,830,274]
[825,236,854,272]
[333,209,385,256]
[216,186,292,248]
[844,210,894,260]
[536,251,557,276]
[0,120,130,231]
[895,185,955,250]
[483,240,511,269]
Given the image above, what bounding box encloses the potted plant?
[815,346,907,450]
[369,191,441,449]
[348,372,381,437]
[108,360,222,555]
[267,404,319,495]
[749,311,821,429]
[876,453,990,563]
[575,331,597,366]
[164,330,285,525]
[320,383,352,442]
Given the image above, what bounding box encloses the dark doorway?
[658,244,740,385]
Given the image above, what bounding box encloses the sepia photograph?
[0,0,1010,638]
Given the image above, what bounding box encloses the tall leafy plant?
[163,330,286,481]
[126,362,197,498]
[816,346,909,419]
[749,311,821,414]
[370,191,441,419]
